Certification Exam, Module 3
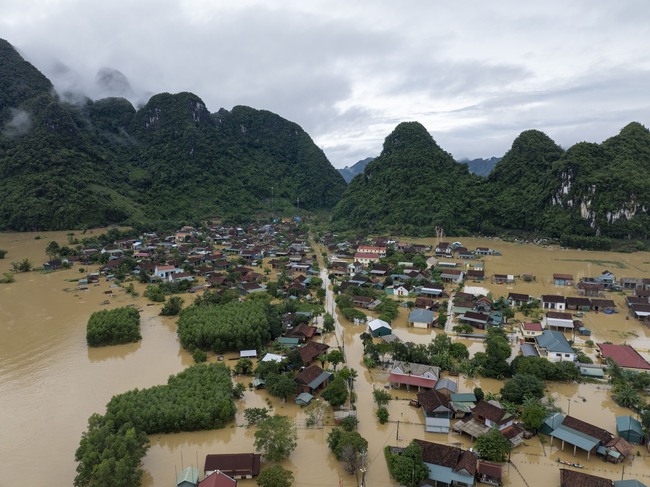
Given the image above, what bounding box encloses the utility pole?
[360,449,367,487]
[396,420,400,441]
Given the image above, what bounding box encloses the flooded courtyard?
[1,232,650,486]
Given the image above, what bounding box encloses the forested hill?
[332,121,650,241]
[0,39,346,230]
[330,122,482,235]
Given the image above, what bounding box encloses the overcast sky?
[2,0,650,168]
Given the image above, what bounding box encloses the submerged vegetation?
[86,306,141,347]
[75,363,236,487]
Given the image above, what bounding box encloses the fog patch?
[3,109,33,137]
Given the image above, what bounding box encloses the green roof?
[177,466,199,485]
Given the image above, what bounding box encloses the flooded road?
[1,232,650,486]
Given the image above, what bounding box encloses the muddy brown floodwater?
[1,232,650,486]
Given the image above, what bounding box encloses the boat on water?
[556,458,584,468]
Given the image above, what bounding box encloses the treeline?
[332,121,650,244]
[75,363,236,487]
[177,297,283,353]
[86,306,141,347]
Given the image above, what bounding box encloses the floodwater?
[1,232,650,486]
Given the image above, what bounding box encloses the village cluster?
[42,223,650,487]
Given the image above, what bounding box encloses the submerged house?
[550,415,612,460]
[388,361,440,390]
[417,389,452,433]
[204,453,261,479]
[414,439,477,487]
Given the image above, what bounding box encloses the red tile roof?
[388,373,436,389]
[199,471,237,487]
[598,343,650,370]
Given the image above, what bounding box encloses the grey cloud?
[3,109,33,138]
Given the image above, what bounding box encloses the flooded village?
[2,225,650,487]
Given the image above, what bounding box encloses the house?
[353,295,374,309]
[388,361,440,390]
[596,270,617,289]
[508,292,530,307]
[415,297,435,310]
[466,269,485,281]
[541,295,566,310]
[198,470,237,487]
[453,400,523,447]
[298,341,330,366]
[154,264,181,280]
[434,377,458,398]
[435,242,453,258]
[553,273,574,286]
[368,318,392,337]
[545,311,575,331]
[535,330,576,363]
[476,461,502,486]
[177,466,200,487]
[459,311,490,330]
[353,252,381,266]
[578,281,605,297]
[440,269,465,283]
[295,365,333,394]
[411,440,476,487]
[616,416,644,444]
[492,274,514,285]
[620,277,644,290]
[419,284,447,298]
[392,283,412,297]
[520,322,543,341]
[539,412,565,436]
[565,296,591,312]
[550,415,612,460]
[284,323,317,342]
[449,393,477,419]
[295,392,313,406]
[560,469,648,487]
[204,453,261,479]
[597,343,650,371]
[600,436,632,463]
[417,389,452,433]
[408,308,435,328]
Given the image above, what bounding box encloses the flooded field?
[1,231,650,486]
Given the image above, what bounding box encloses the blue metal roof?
[551,424,600,452]
[409,308,435,323]
[536,330,574,354]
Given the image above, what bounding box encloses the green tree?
[322,376,349,408]
[327,349,345,370]
[500,374,544,404]
[386,440,428,487]
[257,465,294,487]
[267,373,296,402]
[612,382,642,409]
[327,429,368,475]
[0,249,7,259]
[323,312,335,332]
[234,358,254,375]
[254,415,297,462]
[46,240,60,259]
[521,399,547,431]
[376,406,389,424]
[474,428,512,462]
[244,408,270,426]
[160,296,184,316]
[372,388,392,407]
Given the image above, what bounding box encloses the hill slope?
[0,39,346,230]
[331,122,480,235]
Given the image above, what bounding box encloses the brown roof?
[605,437,632,457]
[546,311,573,320]
[472,400,508,424]
[541,294,566,303]
[298,341,330,365]
[416,389,450,414]
[413,440,477,475]
[559,469,613,487]
[285,323,316,340]
[204,453,261,477]
[566,297,591,307]
[553,273,574,280]
[295,365,325,386]
[477,461,502,480]
[562,415,612,443]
